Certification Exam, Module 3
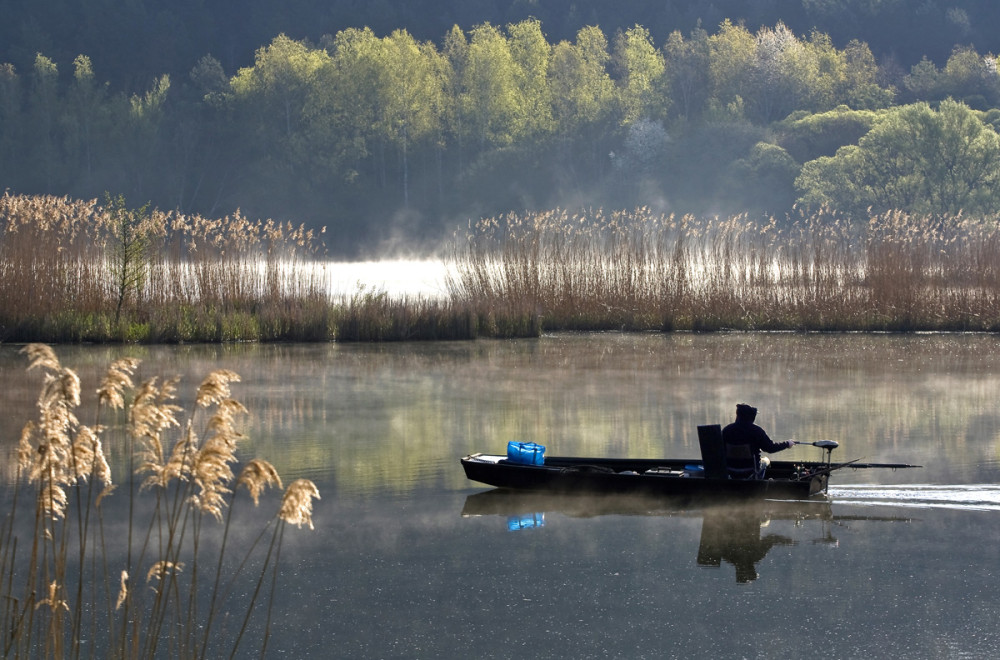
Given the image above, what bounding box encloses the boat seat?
[697,424,729,479]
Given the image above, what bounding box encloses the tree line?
[4,17,1000,254]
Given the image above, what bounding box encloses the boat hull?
[461,454,828,500]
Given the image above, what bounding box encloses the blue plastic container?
[507,441,546,465]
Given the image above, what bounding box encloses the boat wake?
[829,484,1000,512]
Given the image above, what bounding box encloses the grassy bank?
[5,192,1000,342]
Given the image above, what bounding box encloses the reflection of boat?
[462,489,908,582]
[463,425,919,501]
[461,488,834,520]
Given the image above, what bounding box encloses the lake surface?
[2,333,1000,658]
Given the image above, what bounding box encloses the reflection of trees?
[4,334,1000,491]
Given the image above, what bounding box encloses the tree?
[0,63,22,186]
[612,25,667,124]
[548,26,615,133]
[795,99,1000,217]
[507,18,553,139]
[707,19,756,117]
[378,30,447,207]
[841,39,895,109]
[458,23,524,148]
[103,192,153,325]
[664,25,710,120]
[231,34,331,147]
[65,55,108,186]
[27,53,60,188]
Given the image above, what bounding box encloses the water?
[2,333,1000,658]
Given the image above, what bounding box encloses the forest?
[4,0,1000,255]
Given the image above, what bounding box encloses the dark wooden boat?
[462,453,831,499]
[462,425,919,501]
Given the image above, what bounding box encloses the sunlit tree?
[612,25,667,124]
[707,19,756,117]
[65,55,109,183]
[507,18,553,139]
[378,29,447,205]
[796,99,1000,217]
[459,23,523,148]
[27,54,60,188]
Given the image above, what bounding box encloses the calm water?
[2,334,1000,658]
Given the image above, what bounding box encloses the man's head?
[736,403,757,422]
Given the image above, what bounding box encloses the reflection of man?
[697,507,795,583]
[722,403,793,479]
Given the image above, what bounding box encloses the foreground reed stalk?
[0,344,320,658]
[449,207,1000,332]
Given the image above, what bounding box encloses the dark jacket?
[722,418,788,478]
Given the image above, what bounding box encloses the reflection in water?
[4,334,1000,491]
[4,336,1000,657]
[507,512,545,531]
[696,506,798,583]
[460,489,897,583]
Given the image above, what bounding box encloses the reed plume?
[279,479,321,530]
[450,206,1000,332]
[1,345,320,658]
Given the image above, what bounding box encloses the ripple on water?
[830,484,1000,511]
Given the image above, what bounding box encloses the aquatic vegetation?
[450,206,1000,332]
[0,344,319,658]
[6,192,1000,340]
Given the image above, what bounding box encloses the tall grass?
[0,193,334,342]
[0,344,320,658]
[9,192,1000,341]
[449,207,1000,332]
[0,193,483,342]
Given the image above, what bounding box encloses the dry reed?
[449,207,1000,332]
[0,193,331,342]
[0,344,320,658]
[0,193,485,342]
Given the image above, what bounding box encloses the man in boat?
[722,404,794,479]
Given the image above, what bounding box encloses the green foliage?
[104,192,154,324]
[723,142,801,214]
[613,25,668,124]
[796,99,1000,216]
[775,105,882,163]
[8,14,1000,248]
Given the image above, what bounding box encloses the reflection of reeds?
[0,344,319,657]
[450,207,1000,332]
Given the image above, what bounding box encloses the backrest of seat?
[697,424,728,480]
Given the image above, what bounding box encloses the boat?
[461,424,920,501]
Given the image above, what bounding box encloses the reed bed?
[0,193,483,342]
[0,193,335,342]
[8,192,1000,342]
[449,207,1000,332]
[0,344,320,658]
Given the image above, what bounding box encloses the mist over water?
[323,259,453,298]
[2,333,1000,658]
